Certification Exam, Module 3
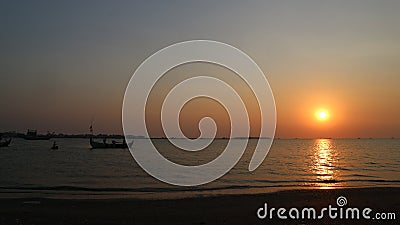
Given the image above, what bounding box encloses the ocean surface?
[0,138,399,199]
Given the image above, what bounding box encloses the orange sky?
[0,1,399,138]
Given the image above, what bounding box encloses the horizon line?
[1,131,398,140]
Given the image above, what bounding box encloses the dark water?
[0,138,399,199]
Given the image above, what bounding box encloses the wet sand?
[0,187,398,225]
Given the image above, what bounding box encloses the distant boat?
[51,141,59,150]
[89,137,132,149]
[23,129,51,140]
[0,138,11,147]
[88,122,132,149]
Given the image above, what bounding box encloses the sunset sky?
[1,1,399,138]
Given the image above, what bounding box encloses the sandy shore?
[0,187,398,225]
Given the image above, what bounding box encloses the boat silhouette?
[90,137,132,149]
[88,123,132,149]
[51,141,59,150]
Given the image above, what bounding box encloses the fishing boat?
[23,129,51,140]
[88,123,132,149]
[51,141,59,150]
[0,138,11,147]
[89,137,131,149]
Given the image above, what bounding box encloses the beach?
[0,187,398,225]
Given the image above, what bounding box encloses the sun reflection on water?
[311,139,340,188]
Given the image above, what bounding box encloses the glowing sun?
[316,110,329,121]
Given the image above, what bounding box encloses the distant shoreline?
[1,133,398,140]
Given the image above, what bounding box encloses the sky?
[1,0,399,138]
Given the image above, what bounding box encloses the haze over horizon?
[1,1,399,138]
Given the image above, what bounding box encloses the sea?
[0,138,399,199]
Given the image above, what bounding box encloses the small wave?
[343,174,379,178]
[1,179,399,194]
[0,185,260,193]
[254,179,400,184]
[345,179,400,183]
[0,183,328,194]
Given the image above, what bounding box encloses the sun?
[316,110,329,121]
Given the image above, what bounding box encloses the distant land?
[0,131,397,140]
[0,131,143,139]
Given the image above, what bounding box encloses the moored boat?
[51,141,59,150]
[90,137,132,149]
[88,123,132,149]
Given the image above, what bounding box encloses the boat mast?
[89,123,94,136]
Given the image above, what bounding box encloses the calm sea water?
[0,138,399,199]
